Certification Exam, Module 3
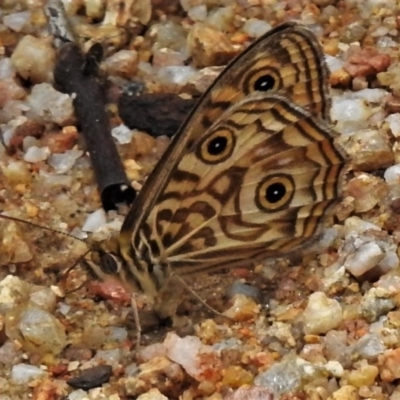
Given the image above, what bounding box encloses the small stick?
[45,0,135,211]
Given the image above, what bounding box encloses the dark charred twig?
[53,43,135,210]
[46,0,135,211]
[119,92,197,138]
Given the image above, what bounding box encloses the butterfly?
[85,22,348,319]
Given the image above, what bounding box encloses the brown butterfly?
[83,22,347,318]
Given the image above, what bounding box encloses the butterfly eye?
[198,128,235,164]
[256,174,295,212]
[100,253,120,275]
[254,74,275,91]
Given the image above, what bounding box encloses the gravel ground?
[2,0,400,399]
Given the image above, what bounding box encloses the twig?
[45,0,135,210]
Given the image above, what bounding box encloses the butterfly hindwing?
[143,93,346,274]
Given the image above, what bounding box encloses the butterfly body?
[88,22,348,317]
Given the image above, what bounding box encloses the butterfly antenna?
[62,248,93,285]
[0,213,87,245]
[0,213,94,291]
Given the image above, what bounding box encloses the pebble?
[340,128,394,170]
[1,159,31,185]
[323,330,348,362]
[67,390,89,400]
[139,343,167,362]
[164,332,222,382]
[10,363,47,384]
[222,365,254,387]
[29,286,57,312]
[344,48,391,78]
[268,322,296,347]
[67,365,113,390]
[206,6,234,32]
[102,49,138,78]
[344,363,379,387]
[42,126,78,153]
[330,69,352,88]
[386,114,400,138]
[23,145,50,163]
[345,174,388,213]
[223,386,274,400]
[10,35,55,83]
[351,88,389,103]
[5,303,67,356]
[102,0,151,25]
[361,288,395,322]
[242,19,272,37]
[325,361,344,378]
[328,385,360,400]
[227,281,260,302]
[0,340,23,366]
[188,5,207,22]
[0,221,33,264]
[379,348,400,382]
[331,97,373,122]
[223,294,260,321]
[26,83,74,126]
[187,22,236,67]
[81,209,107,232]
[151,20,188,55]
[0,77,26,107]
[376,275,400,294]
[129,0,152,25]
[351,333,386,360]
[136,389,169,400]
[326,55,345,73]
[124,356,185,398]
[107,326,128,342]
[10,119,45,149]
[343,242,385,277]
[152,48,187,68]
[0,275,30,314]
[254,356,302,395]
[0,58,16,79]
[342,216,381,238]
[2,11,31,32]
[303,292,343,335]
[48,149,84,174]
[180,0,202,11]
[94,349,123,367]
[111,124,134,144]
[384,164,400,185]
[157,66,198,89]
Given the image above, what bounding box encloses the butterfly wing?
[120,22,331,249]
[137,93,346,275]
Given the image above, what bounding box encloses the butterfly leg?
[130,294,142,355]
[167,272,232,321]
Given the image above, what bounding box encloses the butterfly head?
[83,231,163,302]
